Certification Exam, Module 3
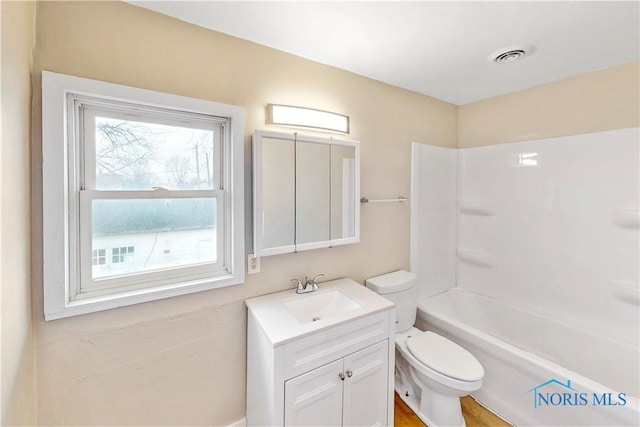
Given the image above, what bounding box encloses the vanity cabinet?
[245,281,395,427]
[252,130,360,257]
[284,340,389,426]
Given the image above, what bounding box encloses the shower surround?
[411,128,639,426]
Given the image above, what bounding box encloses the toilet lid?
[406,332,484,382]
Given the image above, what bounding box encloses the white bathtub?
[416,288,640,427]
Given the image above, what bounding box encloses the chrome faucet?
[291,274,325,294]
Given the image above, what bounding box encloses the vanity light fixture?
[266,104,350,134]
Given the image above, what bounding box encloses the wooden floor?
[394,393,512,427]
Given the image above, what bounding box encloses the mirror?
[296,141,330,248]
[253,130,360,257]
[331,144,357,241]
[261,136,295,251]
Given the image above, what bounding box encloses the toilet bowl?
[395,328,483,427]
[365,271,484,427]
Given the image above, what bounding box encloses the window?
[111,247,134,264]
[42,71,245,320]
[92,249,106,266]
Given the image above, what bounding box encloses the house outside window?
[42,71,245,320]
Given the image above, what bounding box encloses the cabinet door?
[257,134,295,255]
[330,144,358,244]
[296,141,331,249]
[284,359,344,426]
[342,341,389,427]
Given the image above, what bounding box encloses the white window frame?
[74,97,227,298]
[42,71,245,320]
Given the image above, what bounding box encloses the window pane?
[94,117,216,190]
[91,198,217,279]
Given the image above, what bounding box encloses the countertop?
[245,277,395,346]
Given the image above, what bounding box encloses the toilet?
[365,270,484,427]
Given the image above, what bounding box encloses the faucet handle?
[290,279,304,292]
[307,274,323,291]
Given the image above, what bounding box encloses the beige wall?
[31,2,456,425]
[1,1,36,425]
[458,61,640,148]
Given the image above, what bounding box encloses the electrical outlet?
[247,253,260,274]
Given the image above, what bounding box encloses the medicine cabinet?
[253,130,360,257]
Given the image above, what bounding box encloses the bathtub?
[416,288,640,427]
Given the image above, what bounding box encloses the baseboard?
[469,394,512,425]
[227,417,246,427]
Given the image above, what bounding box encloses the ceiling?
[129,1,639,105]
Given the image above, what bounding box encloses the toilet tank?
[365,270,417,333]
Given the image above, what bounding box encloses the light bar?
[266,104,350,134]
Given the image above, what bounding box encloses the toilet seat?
[406,331,484,382]
[395,329,482,394]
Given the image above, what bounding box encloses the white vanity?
[245,278,395,426]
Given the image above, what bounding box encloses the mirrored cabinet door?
[296,141,331,250]
[253,130,359,257]
[261,136,295,253]
[330,144,358,243]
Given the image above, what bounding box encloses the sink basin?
[283,290,362,323]
[245,277,395,345]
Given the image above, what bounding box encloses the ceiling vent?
[489,45,535,64]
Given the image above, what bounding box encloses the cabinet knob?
[346,370,353,378]
[338,372,345,381]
